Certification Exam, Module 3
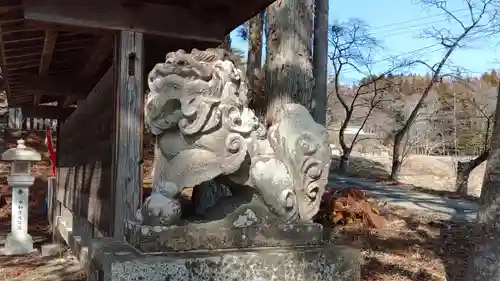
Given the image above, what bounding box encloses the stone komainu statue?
[137,48,331,226]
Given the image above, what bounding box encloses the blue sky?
[230,0,499,83]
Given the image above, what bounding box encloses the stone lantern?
[1,139,41,255]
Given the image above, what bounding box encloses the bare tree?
[390,0,499,180]
[419,90,450,155]
[400,108,440,159]
[388,89,443,157]
[329,20,409,172]
[454,79,497,195]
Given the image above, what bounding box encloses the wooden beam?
[0,6,23,14]
[39,30,57,75]
[19,75,90,99]
[22,20,112,35]
[113,30,143,239]
[62,35,113,107]
[32,94,41,105]
[62,96,76,107]
[80,36,113,77]
[35,29,58,105]
[0,26,11,99]
[23,0,225,43]
[21,105,74,119]
[121,0,142,6]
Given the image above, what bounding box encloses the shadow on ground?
[330,155,480,204]
[384,181,480,203]
[330,155,391,180]
[329,205,475,281]
[0,250,86,281]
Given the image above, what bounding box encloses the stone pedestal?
[88,220,361,281]
[3,174,35,255]
[4,232,34,255]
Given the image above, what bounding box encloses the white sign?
[11,187,29,235]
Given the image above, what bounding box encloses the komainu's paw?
[139,191,182,226]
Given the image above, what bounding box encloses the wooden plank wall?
[56,67,114,236]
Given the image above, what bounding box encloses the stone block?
[3,232,35,255]
[124,219,323,252]
[41,243,66,257]
[90,220,363,281]
[88,238,361,281]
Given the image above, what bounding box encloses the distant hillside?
[327,72,498,155]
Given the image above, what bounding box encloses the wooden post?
[8,108,15,129]
[52,100,62,241]
[15,108,22,129]
[113,30,144,239]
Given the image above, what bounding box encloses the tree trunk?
[465,84,500,281]
[220,34,231,51]
[246,13,264,89]
[264,0,315,124]
[339,152,350,174]
[390,159,402,181]
[455,161,471,196]
[455,151,488,196]
[264,7,271,69]
[246,12,265,116]
[311,0,329,126]
[390,134,404,180]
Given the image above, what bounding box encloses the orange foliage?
[314,187,385,229]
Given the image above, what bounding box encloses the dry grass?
[331,204,473,281]
[0,250,85,281]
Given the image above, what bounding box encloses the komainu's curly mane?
[145,48,251,136]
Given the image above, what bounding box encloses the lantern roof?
[2,140,41,162]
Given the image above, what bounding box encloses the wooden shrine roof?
[0,0,273,116]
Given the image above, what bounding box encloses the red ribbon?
[46,127,56,177]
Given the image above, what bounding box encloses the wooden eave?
[0,0,274,112]
[142,0,274,34]
[0,1,114,108]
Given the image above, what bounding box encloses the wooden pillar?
[52,99,62,241]
[113,30,144,239]
[7,108,14,129]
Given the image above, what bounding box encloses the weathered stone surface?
[41,243,66,257]
[124,219,323,252]
[3,232,35,255]
[88,238,361,281]
[140,48,331,227]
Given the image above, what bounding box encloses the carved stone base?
[125,193,321,252]
[124,219,323,252]
[88,238,361,281]
[2,232,35,255]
